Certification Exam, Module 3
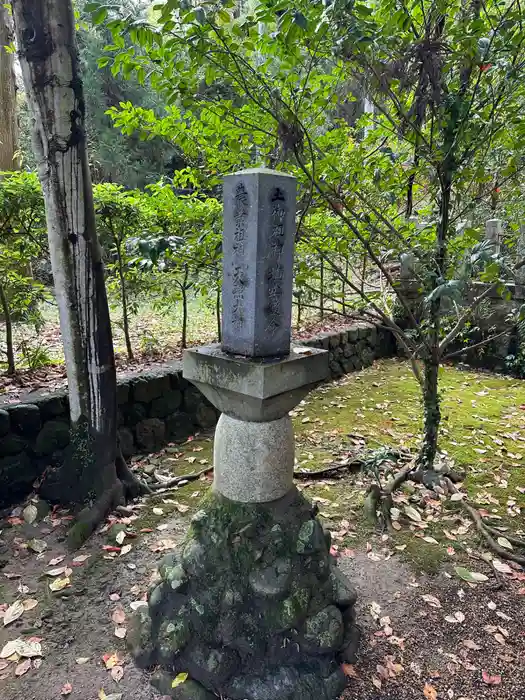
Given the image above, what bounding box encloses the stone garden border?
[0,321,396,507]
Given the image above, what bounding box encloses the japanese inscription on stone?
[265,188,287,334]
[231,182,249,331]
[222,168,296,358]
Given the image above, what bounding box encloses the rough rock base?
[128,488,359,700]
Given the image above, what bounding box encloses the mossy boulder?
[8,404,41,436]
[135,418,165,452]
[129,488,357,700]
[34,420,70,456]
[0,409,10,436]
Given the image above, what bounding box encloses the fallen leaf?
[61,682,73,695]
[27,539,47,554]
[23,504,38,524]
[341,663,358,678]
[450,492,464,502]
[404,505,422,522]
[49,577,70,592]
[494,633,506,645]
[497,537,513,550]
[454,566,488,583]
[152,507,164,516]
[175,502,190,513]
[75,657,90,664]
[15,658,31,676]
[422,536,439,545]
[48,556,65,566]
[424,683,437,700]
[98,691,123,700]
[112,608,126,625]
[22,599,38,612]
[102,653,120,670]
[172,672,188,688]
[110,665,124,683]
[462,639,481,651]
[119,545,132,557]
[114,627,126,639]
[3,600,25,626]
[1,638,41,659]
[445,611,465,624]
[372,676,382,690]
[422,594,442,609]
[493,559,512,574]
[482,670,501,685]
[109,593,121,602]
[130,601,147,611]
[71,554,91,564]
[45,567,68,577]
[115,531,126,545]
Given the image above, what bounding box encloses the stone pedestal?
[129,490,358,700]
[127,168,359,700]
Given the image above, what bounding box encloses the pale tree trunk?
[12,0,147,545]
[0,5,18,171]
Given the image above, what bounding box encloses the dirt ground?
[1,361,524,700]
[0,499,523,700]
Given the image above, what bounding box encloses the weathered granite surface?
[127,489,359,700]
[222,169,296,358]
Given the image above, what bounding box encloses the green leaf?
[172,673,188,688]
[454,566,488,583]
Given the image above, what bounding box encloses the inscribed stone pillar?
[485,218,503,253]
[222,168,296,358]
[128,169,358,700]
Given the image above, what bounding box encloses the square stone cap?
[183,344,328,400]
[227,167,296,179]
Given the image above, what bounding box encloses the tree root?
[150,466,213,491]
[444,478,525,567]
[116,447,151,498]
[68,479,125,550]
[148,459,365,491]
[67,450,151,550]
[363,461,416,529]
[293,460,364,480]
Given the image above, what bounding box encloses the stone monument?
[127,169,359,700]
[485,218,503,253]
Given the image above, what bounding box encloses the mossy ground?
[148,359,525,574]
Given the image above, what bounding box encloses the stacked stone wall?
[0,321,395,507]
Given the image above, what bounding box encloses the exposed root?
[444,478,525,567]
[68,450,151,550]
[148,459,365,491]
[68,478,124,550]
[294,460,364,480]
[150,466,213,491]
[363,461,416,529]
[116,447,151,498]
[481,525,525,550]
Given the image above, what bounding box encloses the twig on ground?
[445,477,525,566]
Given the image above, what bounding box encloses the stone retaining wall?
[0,320,394,507]
[302,321,396,378]
[0,363,219,507]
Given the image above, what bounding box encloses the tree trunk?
[12,0,146,545]
[319,258,324,319]
[0,279,15,375]
[181,266,189,349]
[417,356,440,470]
[0,6,18,171]
[116,242,134,361]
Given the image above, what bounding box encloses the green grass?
[152,359,525,574]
